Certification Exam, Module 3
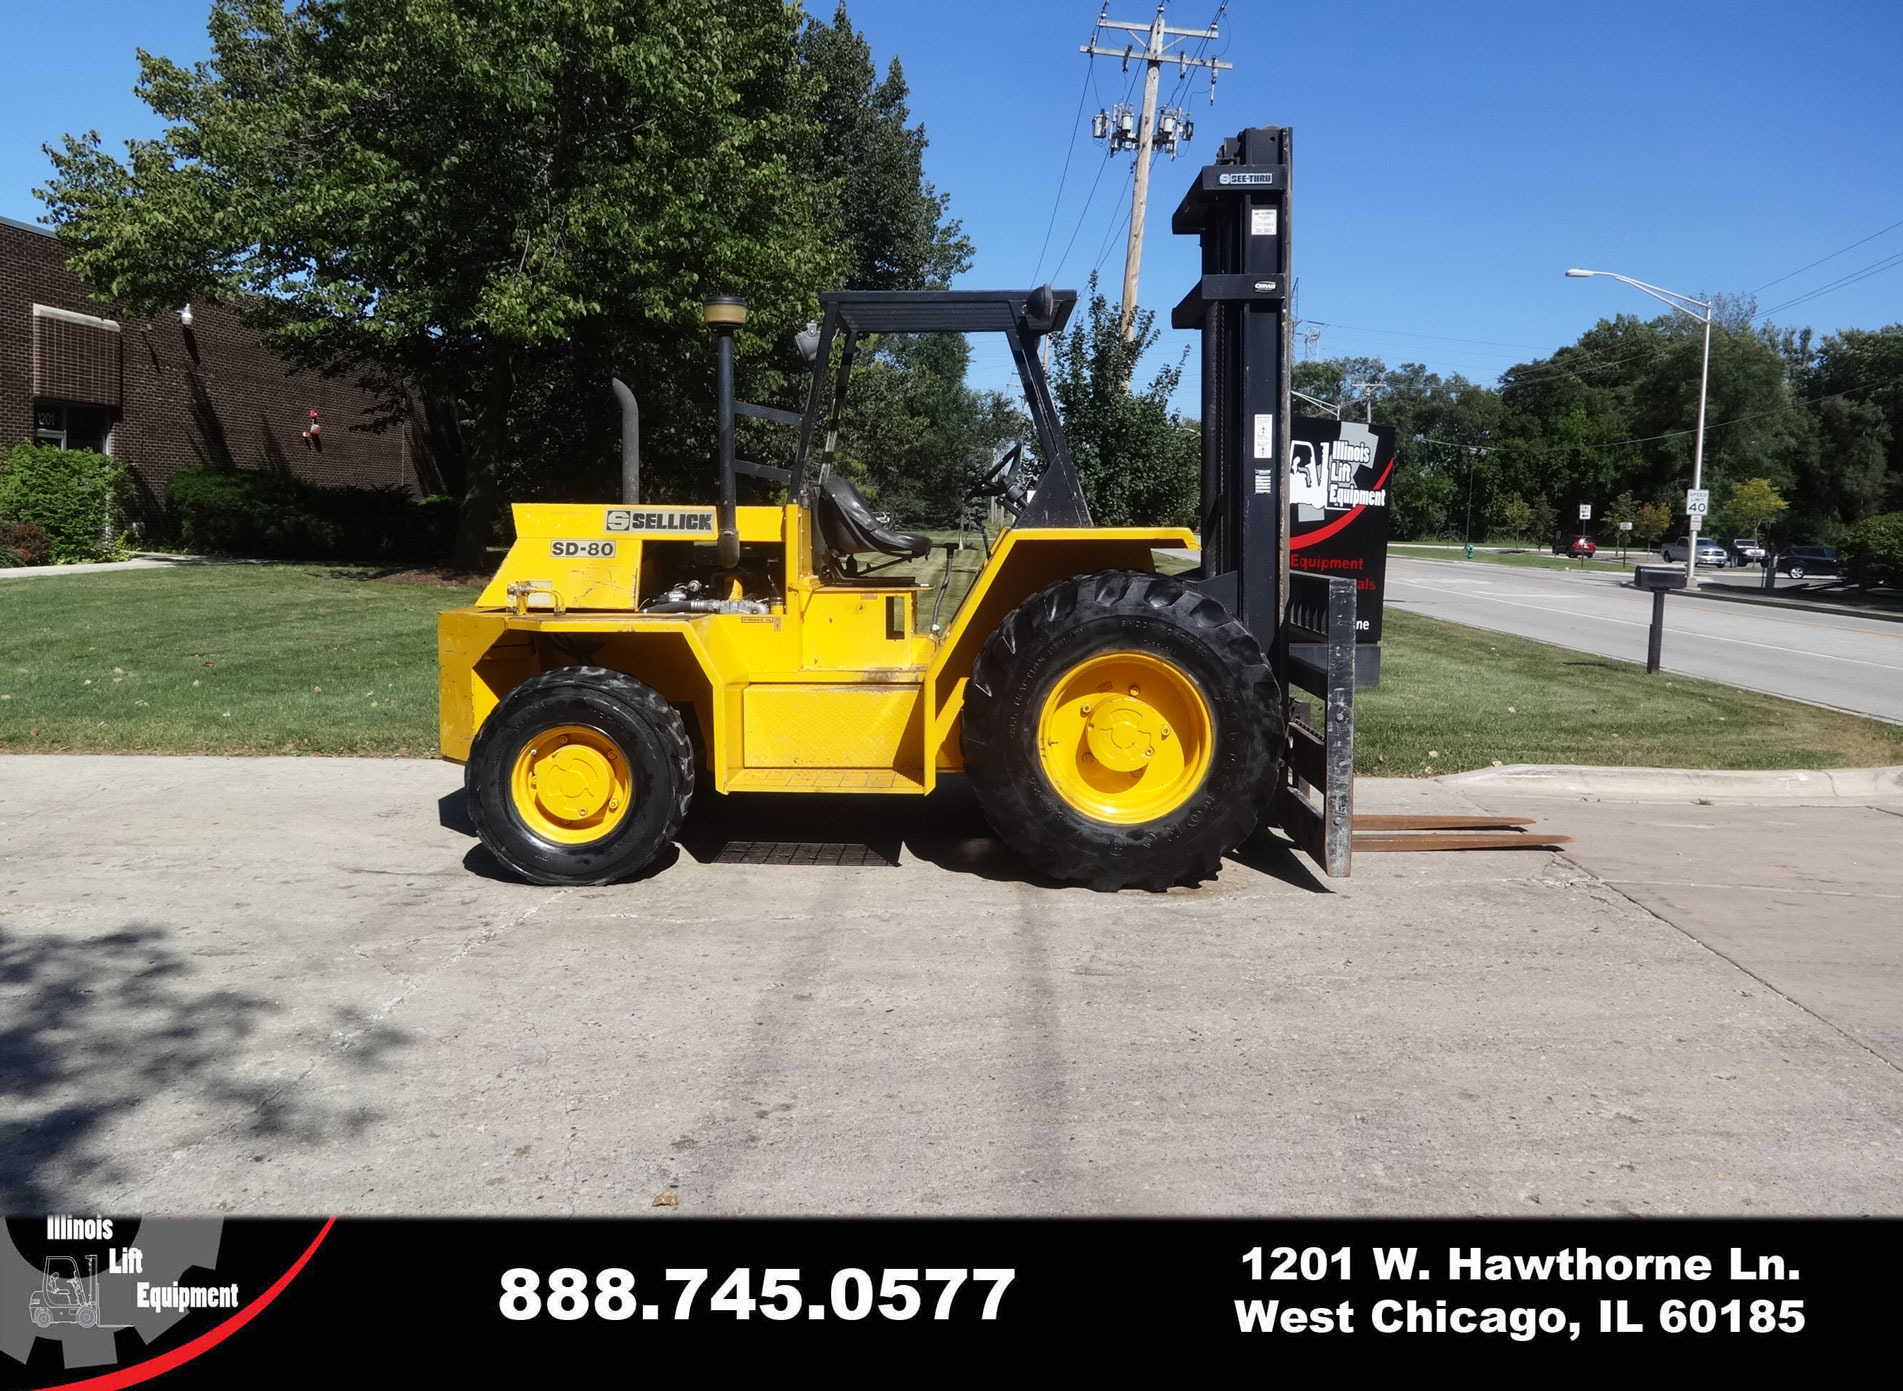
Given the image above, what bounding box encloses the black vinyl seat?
[815,474,931,559]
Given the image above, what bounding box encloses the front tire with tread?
[467,667,693,886]
[962,570,1282,891]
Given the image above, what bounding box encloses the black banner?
[3,1217,1894,1382]
[1290,417,1396,641]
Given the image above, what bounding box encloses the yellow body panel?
[744,684,923,769]
[439,499,1196,794]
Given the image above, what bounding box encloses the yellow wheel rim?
[509,724,635,844]
[1036,651,1214,825]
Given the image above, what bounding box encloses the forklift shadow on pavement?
[442,780,1330,895]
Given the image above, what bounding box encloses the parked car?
[1774,545,1840,580]
[1659,536,1729,566]
[1552,532,1597,558]
[1727,537,1767,566]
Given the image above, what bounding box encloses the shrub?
[0,521,51,567]
[0,443,133,563]
[1839,511,1903,589]
[164,466,457,564]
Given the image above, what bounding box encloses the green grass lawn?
[5,561,1898,773]
[0,565,477,754]
[1356,609,1903,775]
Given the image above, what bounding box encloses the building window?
[33,401,113,454]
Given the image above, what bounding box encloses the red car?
[1552,533,1597,558]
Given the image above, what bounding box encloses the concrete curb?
[1440,763,1903,803]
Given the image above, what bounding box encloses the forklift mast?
[1172,124,1293,650]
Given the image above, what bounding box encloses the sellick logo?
[604,509,715,534]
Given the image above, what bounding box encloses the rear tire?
[467,667,693,886]
[962,570,1282,891]
[1788,565,1805,580]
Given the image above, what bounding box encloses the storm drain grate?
[713,841,898,867]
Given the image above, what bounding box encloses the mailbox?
[1633,564,1688,592]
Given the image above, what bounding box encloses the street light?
[1565,268,1713,589]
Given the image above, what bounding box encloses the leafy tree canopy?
[39,0,982,567]
[1050,275,1199,528]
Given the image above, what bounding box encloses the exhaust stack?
[703,296,746,569]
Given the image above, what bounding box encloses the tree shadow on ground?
[0,923,406,1211]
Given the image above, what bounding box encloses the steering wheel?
[970,442,1022,499]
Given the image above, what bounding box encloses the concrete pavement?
[1386,555,1903,722]
[3,754,1900,1217]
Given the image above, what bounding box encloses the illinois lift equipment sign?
[1288,418,1396,642]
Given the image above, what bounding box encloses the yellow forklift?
[439,124,1540,888]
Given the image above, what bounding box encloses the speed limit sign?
[1686,488,1710,516]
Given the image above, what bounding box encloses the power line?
[1758,248,1903,320]
[1049,146,1118,284]
[1047,48,1137,285]
[1565,376,1902,451]
[1079,2,1233,336]
[1304,321,1545,351]
[1030,56,1097,285]
[1091,161,1138,275]
[1746,214,1903,297]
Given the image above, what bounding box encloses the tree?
[1632,500,1671,550]
[40,0,847,569]
[1807,325,1903,504]
[1491,493,1548,545]
[799,3,971,291]
[1050,275,1200,528]
[1719,476,1788,539]
[1839,512,1903,589]
[832,331,1027,527]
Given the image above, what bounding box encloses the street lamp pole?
[1566,268,1713,590]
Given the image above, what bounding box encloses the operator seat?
[814,474,931,559]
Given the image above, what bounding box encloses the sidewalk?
[1441,763,1903,1070]
[0,552,222,580]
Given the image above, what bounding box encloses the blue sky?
[5,1,1901,404]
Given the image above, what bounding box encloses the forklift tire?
[32,1308,50,1329]
[963,570,1282,891]
[466,667,694,886]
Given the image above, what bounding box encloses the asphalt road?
[1386,556,1903,723]
[4,755,1901,1217]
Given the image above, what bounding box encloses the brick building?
[1,213,445,524]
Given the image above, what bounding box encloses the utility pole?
[1084,3,1232,338]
